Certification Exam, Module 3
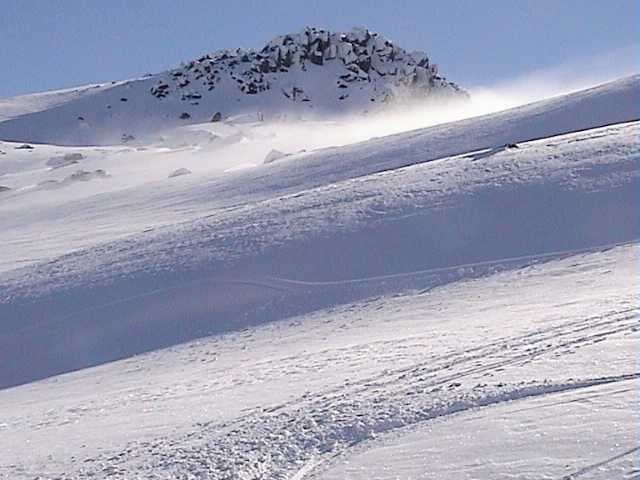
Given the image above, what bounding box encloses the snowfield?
[0,75,638,479]
[1,244,637,479]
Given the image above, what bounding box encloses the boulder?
[211,112,222,122]
[65,152,85,161]
[46,152,84,169]
[143,26,468,114]
[67,169,107,182]
[169,168,192,178]
[263,149,288,164]
[179,112,191,119]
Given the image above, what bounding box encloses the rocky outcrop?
[0,27,469,146]
[169,168,192,178]
[46,152,84,169]
[150,27,467,110]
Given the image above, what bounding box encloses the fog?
[5,46,635,211]
[184,60,621,172]
[209,45,639,170]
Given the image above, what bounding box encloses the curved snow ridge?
[11,238,633,338]
[53,301,638,479]
[300,376,640,480]
[2,120,637,300]
[63,374,640,480]
[0,121,637,389]
[0,82,118,123]
[313,380,639,479]
[263,238,639,287]
[0,241,635,478]
[0,94,637,280]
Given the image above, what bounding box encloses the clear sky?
[1,0,637,98]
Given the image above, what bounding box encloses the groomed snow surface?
[0,76,639,479]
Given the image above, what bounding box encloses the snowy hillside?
[0,27,466,146]
[0,74,638,479]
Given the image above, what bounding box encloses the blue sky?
[1,0,637,98]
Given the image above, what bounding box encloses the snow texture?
[0,74,638,479]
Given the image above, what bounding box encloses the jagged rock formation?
[0,27,468,146]
[151,27,466,109]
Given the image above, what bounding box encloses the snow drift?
[0,76,638,389]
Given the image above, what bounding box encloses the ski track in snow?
[0,77,638,479]
[1,242,637,479]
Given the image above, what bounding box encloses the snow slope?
[0,76,638,390]
[0,27,466,146]
[0,243,637,479]
[0,75,638,478]
[1,75,637,272]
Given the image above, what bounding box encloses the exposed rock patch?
[263,149,289,164]
[46,152,85,169]
[169,168,192,178]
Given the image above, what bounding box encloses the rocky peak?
[150,27,467,111]
[0,27,470,146]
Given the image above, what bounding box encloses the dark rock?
[211,112,222,122]
[47,152,84,169]
[15,144,34,150]
[67,169,108,182]
[310,51,324,66]
[121,133,135,144]
[179,112,191,119]
[357,57,371,73]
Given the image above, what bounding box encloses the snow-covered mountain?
[0,44,638,476]
[0,27,466,146]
